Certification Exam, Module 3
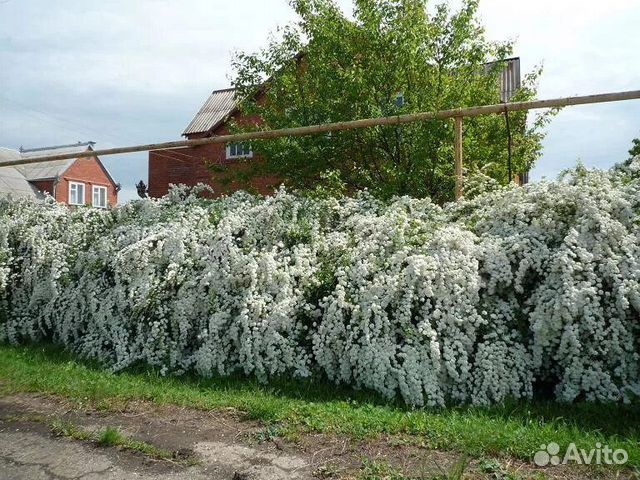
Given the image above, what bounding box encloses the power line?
[0,95,204,167]
[0,95,136,148]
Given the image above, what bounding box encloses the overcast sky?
[1,0,639,202]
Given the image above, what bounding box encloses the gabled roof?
[0,166,41,199]
[0,148,21,163]
[0,142,100,181]
[0,141,118,201]
[12,158,76,182]
[182,88,239,136]
[15,143,94,180]
[183,57,522,138]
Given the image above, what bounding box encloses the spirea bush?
[1,161,640,407]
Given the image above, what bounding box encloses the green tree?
[232,0,554,202]
[629,135,640,159]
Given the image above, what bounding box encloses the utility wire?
[0,95,131,150]
[0,95,207,170]
[0,95,206,165]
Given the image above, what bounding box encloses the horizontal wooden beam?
[2,89,639,167]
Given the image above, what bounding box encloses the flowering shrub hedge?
[1,161,640,407]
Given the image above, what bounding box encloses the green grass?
[97,426,175,459]
[1,343,639,470]
[50,419,176,460]
[97,426,125,446]
[50,418,94,441]
[358,457,472,480]
[358,460,416,480]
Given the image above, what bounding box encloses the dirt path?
[0,394,314,480]
[0,393,632,480]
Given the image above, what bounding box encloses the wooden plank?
[454,116,464,201]
[2,89,639,167]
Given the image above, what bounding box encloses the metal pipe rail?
[2,89,639,198]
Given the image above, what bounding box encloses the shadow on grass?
[4,342,640,443]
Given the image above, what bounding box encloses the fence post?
[454,116,464,200]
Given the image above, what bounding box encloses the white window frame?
[92,185,108,209]
[69,182,85,206]
[226,142,253,160]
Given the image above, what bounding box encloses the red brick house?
[0,142,119,207]
[149,58,522,198]
[148,88,279,198]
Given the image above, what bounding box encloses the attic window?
[93,185,108,209]
[226,143,253,159]
[69,182,85,206]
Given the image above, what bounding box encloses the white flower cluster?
[1,161,639,407]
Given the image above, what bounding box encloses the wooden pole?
[1,89,639,167]
[454,116,463,201]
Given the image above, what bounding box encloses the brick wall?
[56,157,118,207]
[30,180,55,197]
[148,108,281,198]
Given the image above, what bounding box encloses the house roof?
[0,147,21,163]
[0,142,118,200]
[13,159,76,181]
[16,143,94,180]
[0,166,41,200]
[485,57,521,102]
[182,88,238,136]
[0,143,96,181]
[183,57,522,138]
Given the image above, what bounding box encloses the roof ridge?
[20,141,95,153]
[211,87,236,93]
